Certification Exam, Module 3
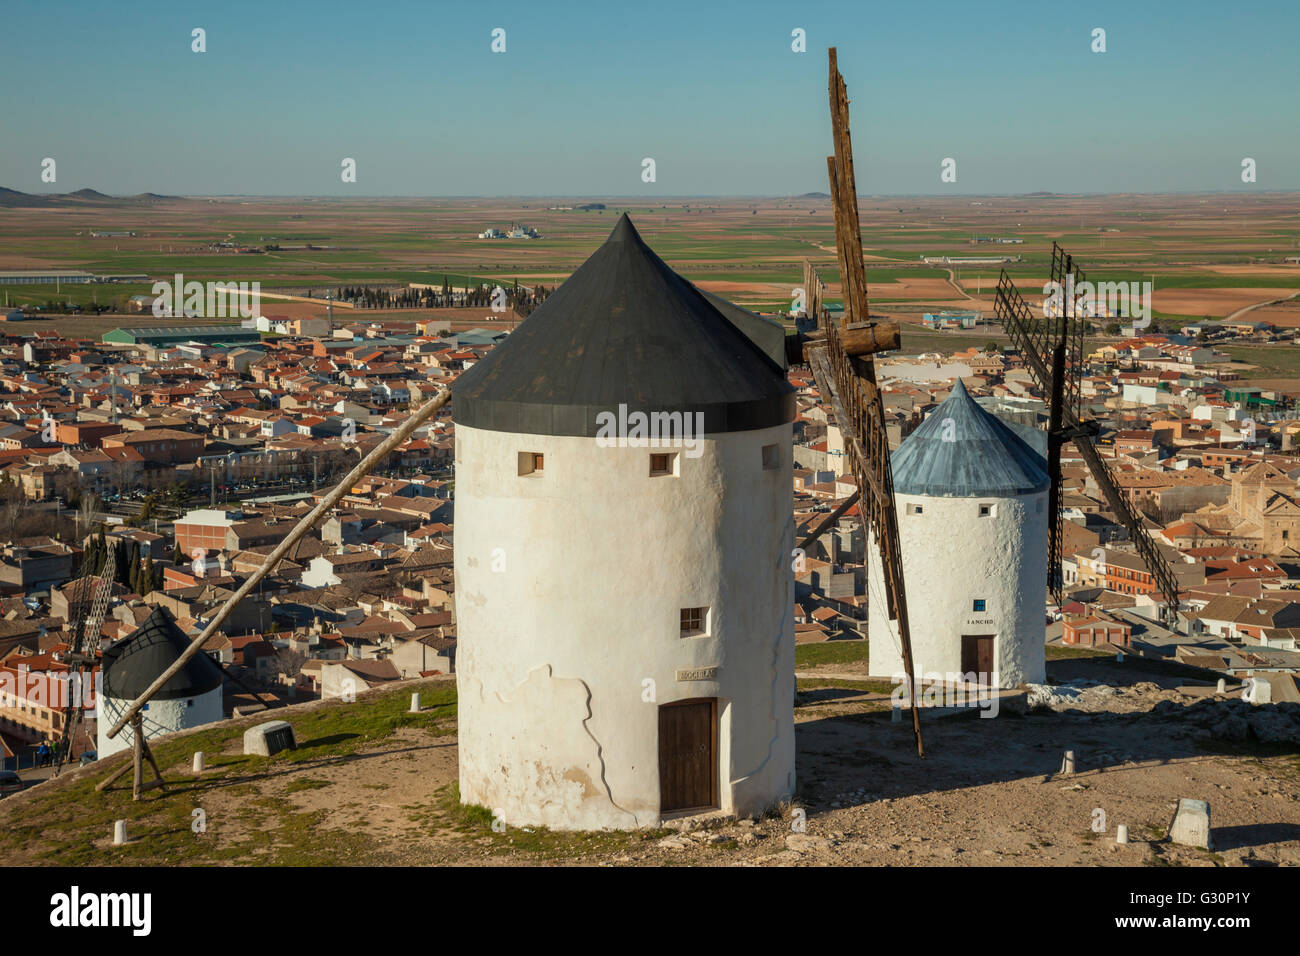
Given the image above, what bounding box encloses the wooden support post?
[131,716,144,801]
[141,736,166,793]
[96,756,134,792]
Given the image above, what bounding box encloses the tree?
[1104,322,1122,336]
[270,647,306,683]
[984,341,1000,354]
[112,540,129,586]
[78,493,99,536]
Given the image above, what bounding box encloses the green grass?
[0,679,457,865]
[796,677,895,695]
[1217,345,1300,378]
[795,640,869,669]
[431,783,671,860]
[1046,644,1117,660]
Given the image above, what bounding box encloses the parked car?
[0,770,23,798]
[79,750,98,767]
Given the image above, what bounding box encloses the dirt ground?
[4,664,1296,867]
[211,666,1299,866]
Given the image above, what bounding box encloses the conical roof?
[452,214,795,436]
[101,606,225,701]
[891,379,1049,497]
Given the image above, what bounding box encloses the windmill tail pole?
[106,387,452,740]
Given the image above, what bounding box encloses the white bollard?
[1061,750,1076,775]
[192,752,204,773]
[1116,824,1129,845]
[1216,679,1226,694]
[1170,798,1211,849]
[113,820,128,845]
[410,692,421,713]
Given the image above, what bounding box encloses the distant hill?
[0,187,54,208]
[797,192,831,199]
[0,187,184,207]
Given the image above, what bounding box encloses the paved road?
[1223,290,1300,324]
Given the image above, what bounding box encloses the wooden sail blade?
[1074,432,1182,608]
[817,47,922,756]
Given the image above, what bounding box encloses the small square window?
[973,599,986,613]
[979,504,993,517]
[650,452,677,477]
[518,451,544,476]
[680,607,708,638]
[762,443,780,470]
[908,503,923,515]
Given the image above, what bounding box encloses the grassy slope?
[0,679,457,866]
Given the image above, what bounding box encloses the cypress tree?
[113,541,129,586]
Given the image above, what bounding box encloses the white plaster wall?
[96,685,224,758]
[454,422,795,830]
[868,489,1047,689]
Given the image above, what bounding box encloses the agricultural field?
[2,192,1299,342]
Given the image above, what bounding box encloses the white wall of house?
[96,685,223,758]
[868,487,1048,688]
[454,421,795,831]
[300,556,341,589]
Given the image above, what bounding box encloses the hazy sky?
[1,0,1296,196]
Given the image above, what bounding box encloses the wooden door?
[961,635,995,679]
[658,699,717,813]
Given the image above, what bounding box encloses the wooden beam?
[787,322,900,365]
[825,48,923,758]
[106,387,453,741]
[131,717,143,801]
[797,490,861,553]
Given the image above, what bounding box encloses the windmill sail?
[993,249,1181,618]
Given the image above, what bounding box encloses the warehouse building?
[101,325,262,347]
[0,270,94,285]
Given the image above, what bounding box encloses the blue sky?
[1,0,1296,195]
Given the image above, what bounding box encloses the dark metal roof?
[891,379,1050,498]
[101,606,225,701]
[696,288,788,371]
[452,214,795,436]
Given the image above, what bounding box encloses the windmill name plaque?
[676,666,719,681]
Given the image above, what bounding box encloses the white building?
[868,380,1049,689]
[452,214,797,830]
[96,607,225,758]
